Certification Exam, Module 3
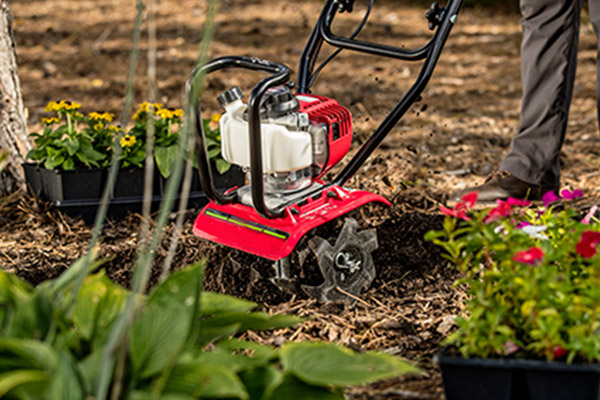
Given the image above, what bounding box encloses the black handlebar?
[187,56,290,218]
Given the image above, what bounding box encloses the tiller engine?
[189,0,463,301]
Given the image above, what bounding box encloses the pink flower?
[575,231,600,259]
[440,192,477,222]
[516,221,532,229]
[461,192,478,208]
[484,200,512,224]
[513,247,544,265]
[542,191,560,208]
[560,189,583,201]
[507,197,531,207]
[440,205,470,221]
[502,340,520,356]
[552,346,568,359]
[583,205,598,225]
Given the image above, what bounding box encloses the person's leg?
[499,0,583,188]
[589,0,600,125]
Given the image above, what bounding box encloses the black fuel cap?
[261,85,299,118]
[217,86,243,108]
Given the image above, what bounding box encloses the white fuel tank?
[219,99,312,173]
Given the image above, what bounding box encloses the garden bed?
[5,0,600,398]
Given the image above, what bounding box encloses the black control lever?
[426,2,445,30]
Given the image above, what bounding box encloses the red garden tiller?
[189,0,463,301]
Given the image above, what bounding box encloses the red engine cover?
[296,93,352,178]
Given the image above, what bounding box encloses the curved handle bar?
[187,56,290,218]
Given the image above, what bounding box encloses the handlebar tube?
[187,56,290,218]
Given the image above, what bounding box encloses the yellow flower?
[108,126,120,132]
[156,108,174,119]
[89,111,114,123]
[157,108,183,120]
[120,134,136,148]
[41,117,59,125]
[93,123,104,131]
[44,101,58,112]
[211,113,221,123]
[58,100,81,111]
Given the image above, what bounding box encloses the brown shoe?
[448,171,558,206]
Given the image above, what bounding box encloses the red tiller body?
[297,93,353,179]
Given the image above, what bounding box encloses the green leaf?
[71,272,127,346]
[163,362,249,399]
[280,342,419,387]
[218,339,277,363]
[62,157,75,170]
[0,338,57,371]
[240,367,282,400]
[130,300,191,379]
[65,139,80,156]
[149,262,204,309]
[214,158,231,174]
[200,312,301,333]
[199,292,256,315]
[0,370,49,398]
[47,351,85,400]
[195,323,241,348]
[129,391,195,400]
[6,290,53,340]
[155,144,179,178]
[267,374,344,400]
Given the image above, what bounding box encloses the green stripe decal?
[206,210,228,221]
[262,229,288,240]
[204,208,290,240]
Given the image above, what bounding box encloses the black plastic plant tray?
[52,191,211,224]
[40,168,104,201]
[437,353,600,400]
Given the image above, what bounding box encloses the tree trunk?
[0,0,29,195]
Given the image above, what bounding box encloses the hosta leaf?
[163,362,248,399]
[0,338,57,371]
[47,351,85,400]
[149,262,204,309]
[280,342,420,387]
[0,270,32,307]
[199,292,256,315]
[218,339,277,363]
[71,272,127,347]
[0,370,49,398]
[195,323,241,348]
[240,367,282,400]
[129,391,195,400]
[130,300,190,379]
[6,290,53,340]
[194,346,271,372]
[200,312,301,333]
[267,374,343,400]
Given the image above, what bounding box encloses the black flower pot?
[39,167,104,202]
[113,167,161,198]
[437,353,600,400]
[166,164,245,195]
[22,163,43,196]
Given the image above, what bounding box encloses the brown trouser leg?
[500,0,585,187]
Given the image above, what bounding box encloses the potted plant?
[26,100,107,201]
[426,191,600,400]
[24,100,243,218]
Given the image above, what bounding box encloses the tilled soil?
[3,0,600,398]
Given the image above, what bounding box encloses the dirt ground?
[3,0,600,398]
